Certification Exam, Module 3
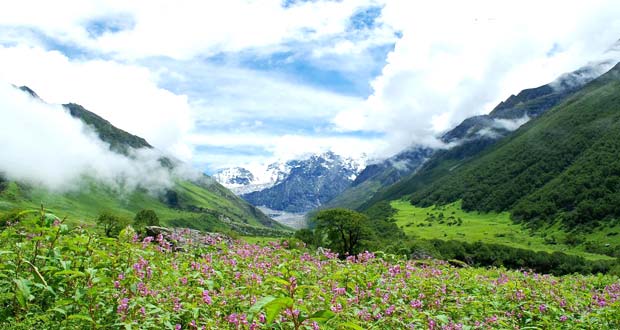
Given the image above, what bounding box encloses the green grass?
[391,199,616,261]
[0,179,290,235]
[240,236,282,244]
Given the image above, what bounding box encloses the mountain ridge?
[0,86,288,234]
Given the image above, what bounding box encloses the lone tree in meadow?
[133,209,159,234]
[96,211,130,237]
[314,208,371,256]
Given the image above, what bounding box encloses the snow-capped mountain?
[213,160,294,195]
[213,151,366,213]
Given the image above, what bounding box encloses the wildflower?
[228,313,240,326]
[538,304,547,313]
[330,303,343,313]
[117,298,129,314]
[332,287,346,295]
[410,299,423,309]
[202,290,212,305]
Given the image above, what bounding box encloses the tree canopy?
[134,209,160,234]
[314,208,371,256]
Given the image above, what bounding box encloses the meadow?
[391,200,617,261]
[1,211,619,329]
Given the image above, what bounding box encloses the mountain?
[325,147,434,209]
[215,152,365,213]
[63,103,153,155]
[408,62,620,227]
[0,87,289,235]
[442,60,616,143]
[213,161,292,195]
[367,61,620,230]
[361,59,618,210]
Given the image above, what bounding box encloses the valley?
[2,4,620,329]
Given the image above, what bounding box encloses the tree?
[314,208,371,257]
[294,228,321,247]
[97,212,130,237]
[134,209,160,234]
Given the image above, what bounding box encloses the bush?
[133,209,159,234]
[96,211,131,237]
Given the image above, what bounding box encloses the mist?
[0,83,194,193]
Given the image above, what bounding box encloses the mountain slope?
[405,63,620,228]
[63,102,152,154]
[0,87,288,234]
[361,61,614,210]
[325,147,433,209]
[239,152,364,213]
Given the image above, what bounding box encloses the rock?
[145,226,233,250]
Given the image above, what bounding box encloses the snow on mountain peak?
[212,151,367,195]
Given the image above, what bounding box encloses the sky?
[1,0,620,174]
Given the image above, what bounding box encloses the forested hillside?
[406,63,620,228]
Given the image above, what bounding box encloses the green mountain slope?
[359,65,600,211]
[0,87,289,235]
[326,148,433,210]
[400,63,620,228]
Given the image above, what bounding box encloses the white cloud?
[0,0,385,60]
[333,0,620,152]
[0,45,194,160]
[0,83,186,192]
[189,132,384,171]
[3,0,620,173]
[174,64,365,125]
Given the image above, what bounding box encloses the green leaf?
[339,321,365,330]
[266,277,290,287]
[68,314,95,324]
[307,310,336,323]
[249,296,276,314]
[13,278,31,308]
[436,314,450,324]
[54,270,86,278]
[263,297,293,324]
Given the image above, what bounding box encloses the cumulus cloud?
[0,0,387,60]
[333,0,620,155]
[3,0,620,171]
[0,45,194,161]
[0,82,191,192]
[189,132,385,171]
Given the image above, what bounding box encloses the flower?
[202,290,212,305]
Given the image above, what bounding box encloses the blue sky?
[1,0,620,173]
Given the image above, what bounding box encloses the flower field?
[1,216,619,329]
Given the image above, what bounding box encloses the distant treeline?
[404,239,618,276]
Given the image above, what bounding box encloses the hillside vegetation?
[408,64,620,229]
[0,87,287,236]
[391,200,618,260]
[0,178,289,236]
[359,63,597,211]
[362,64,620,234]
